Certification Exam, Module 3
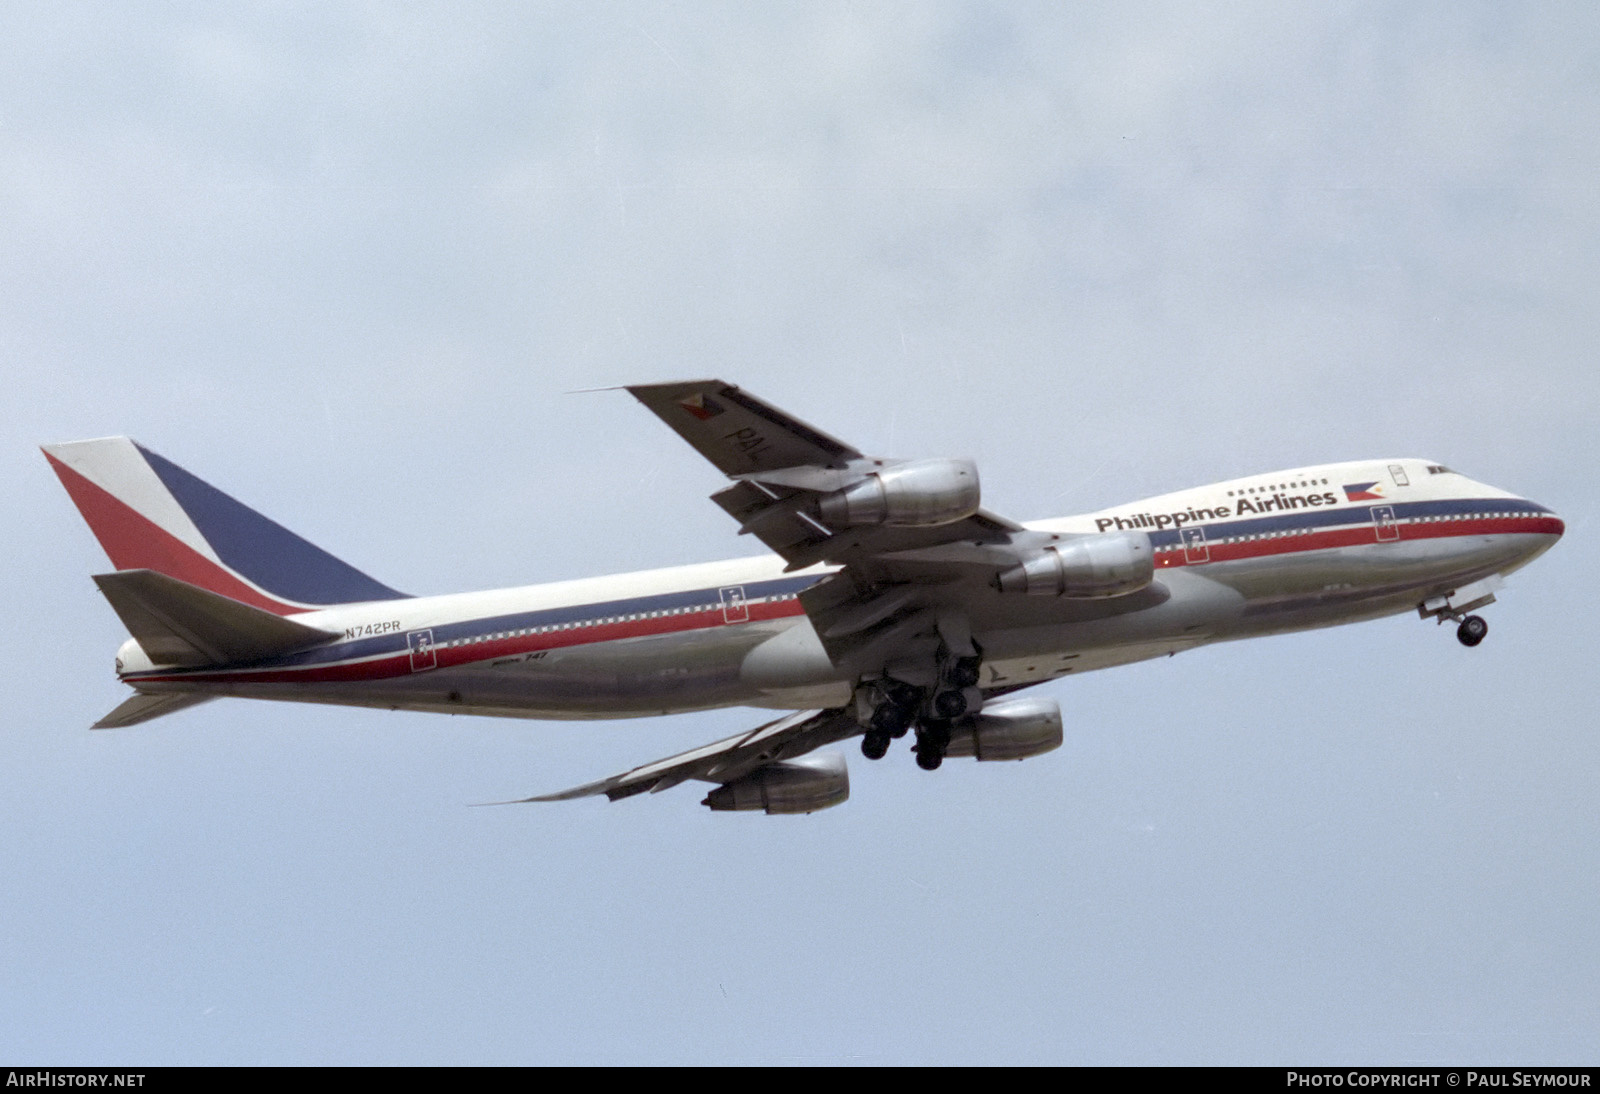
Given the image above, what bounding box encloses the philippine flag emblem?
[1343,482,1385,501]
[679,393,725,421]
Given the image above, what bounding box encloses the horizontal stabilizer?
[93,569,341,666]
[94,691,216,729]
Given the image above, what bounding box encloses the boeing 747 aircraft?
[45,381,1563,813]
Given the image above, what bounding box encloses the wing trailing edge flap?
[489,708,860,806]
[712,478,836,569]
[93,569,342,666]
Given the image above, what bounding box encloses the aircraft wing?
[629,380,1024,576]
[496,382,1133,810]
[494,708,859,805]
[628,380,1160,672]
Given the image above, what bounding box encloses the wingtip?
[469,794,580,807]
[623,378,731,398]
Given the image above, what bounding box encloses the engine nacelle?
[816,458,981,528]
[943,696,1063,762]
[702,753,850,815]
[994,531,1153,598]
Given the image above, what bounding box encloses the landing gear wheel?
[1457,614,1488,647]
[931,689,968,719]
[870,702,914,737]
[931,685,983,720]
[914,721,950,771]
[861,732,890,760]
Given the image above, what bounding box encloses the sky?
[3,1,1597,1065]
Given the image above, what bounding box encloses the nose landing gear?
[1419,578,1502,649]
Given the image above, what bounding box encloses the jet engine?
[943,696,1063,761]
[701,752,850,815]
[994,531,1153,598]
[816,458,981,527]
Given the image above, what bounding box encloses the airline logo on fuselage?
[1095,490,1341,533]
[1343,482,1385,501]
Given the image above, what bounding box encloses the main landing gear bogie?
[858,647,983,768]
[861,717,954,769]
[860,684,917,761]
[858,688,972,770]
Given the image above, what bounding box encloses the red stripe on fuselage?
[1154,515,1561,569]
[1400,515,1564,540]
[46,452,303,615]
[128,598,811,685]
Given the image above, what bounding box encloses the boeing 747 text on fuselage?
[45,381,1563,813]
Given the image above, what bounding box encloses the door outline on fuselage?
[1372,505,1400,542]
[407,629,437,672]
[1181,526,1210,564]
[719,586,749,624]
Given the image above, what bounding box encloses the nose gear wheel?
[1456,614,1488,647]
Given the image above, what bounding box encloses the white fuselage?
[116,458,1563,720]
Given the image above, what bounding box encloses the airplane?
[44,380,1563,814]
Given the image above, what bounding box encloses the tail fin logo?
[45,438,407,614]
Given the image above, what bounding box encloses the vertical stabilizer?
[44,438,407,614]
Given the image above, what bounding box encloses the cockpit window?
[1426,465,1455,475]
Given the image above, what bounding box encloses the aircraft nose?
[1506,499,1564,568]
[1530,501,1564,539]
